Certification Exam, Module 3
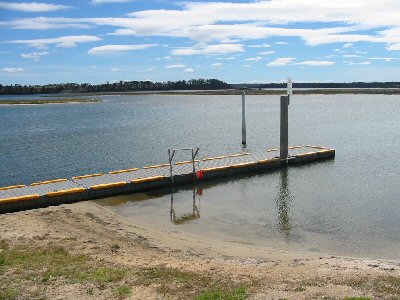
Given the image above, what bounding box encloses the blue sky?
[0,0,400,85]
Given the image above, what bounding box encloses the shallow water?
[1,94,399,259]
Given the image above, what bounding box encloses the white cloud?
[267,57,295,66]
[276,42,289,45]
[0,17,91,30]
[20,51,49,59]
[3,0,400,55]
[344,61,371,65]
[248,43,270,48]
[171,44,244,55]
[211,63,222,67]
[242,64,251,67]
[110,68,121,71]
[165,64,185,68]
[7,35,101,48]
[183,68,194,73]
[295,60,335,66]
[108,29,136,36]
[259,51,275,55]
[0,1,70,12]
[367,57,398,61]
[217,56,235,60]
[343,54,361,58]
[343,43,353,48]
[244,56,263,61]
[388,44,400,50]
[1,67,25,73]
[88,44,157,54]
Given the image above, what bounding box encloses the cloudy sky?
[0,0,400,84]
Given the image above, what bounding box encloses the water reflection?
[276,167,294,242]
[170,188,202,225]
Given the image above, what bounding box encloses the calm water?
[1,94,399,260]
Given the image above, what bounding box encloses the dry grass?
[0,240,249,300]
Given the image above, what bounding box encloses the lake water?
[1,94,399,260]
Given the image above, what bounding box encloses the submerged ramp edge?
[0,145,335,213]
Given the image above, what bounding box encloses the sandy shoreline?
[1,201,399,299]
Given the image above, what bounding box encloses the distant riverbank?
[137,88,400,95]
[39,88,400,97]
[0,98,102,105]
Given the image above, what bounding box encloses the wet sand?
[1,201,399,299]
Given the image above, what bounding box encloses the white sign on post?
[287,76,293,95]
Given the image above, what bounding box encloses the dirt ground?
[1,201,399,299]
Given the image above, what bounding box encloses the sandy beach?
[1,201,399,299]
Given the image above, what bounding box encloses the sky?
[0,0,400,85]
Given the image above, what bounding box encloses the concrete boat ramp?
[0,145,335,213]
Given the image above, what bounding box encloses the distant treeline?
[233,82,400,89]
[2,80,400,95]
[0,79,231,95]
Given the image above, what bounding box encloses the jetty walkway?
[0,145,334,213]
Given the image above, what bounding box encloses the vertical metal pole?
[191,148,196,182]
[242,90,247,145]
[168,149,174,185]
[280,95,289,161]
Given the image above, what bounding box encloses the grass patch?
[344,275,400,297]
[0,241,249,299]
[114,285,131,297]
[0,241,131,298]
[0,99,101,105]
[0,288,18,300]
[195,286,247,300]
[134,266,248,299]
[299,274,400,299]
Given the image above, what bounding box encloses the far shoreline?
[37,88,400,96]
[2,88,400,99]
[0,99,103,105]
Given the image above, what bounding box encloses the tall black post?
[280,95,289,161]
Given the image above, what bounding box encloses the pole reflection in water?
[170,188,202,225]
[276,167,294,242]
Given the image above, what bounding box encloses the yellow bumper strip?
[175,160,200,165]
[131,176,165,184]
[228,153,249,157]
[0,184,25,191]
[90,182,127,190]
[318,149,334,153]
[267,148,279,152]
[296,152,317,157]
[231,162,257,168]
[0,194,40,204]
[258,158,280,164]
[31,179,67,186]
[46,188,86,197]
[203,156,228,161]
[109,168,139,174]
[143,164,169,169]
[72,174,103,180]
